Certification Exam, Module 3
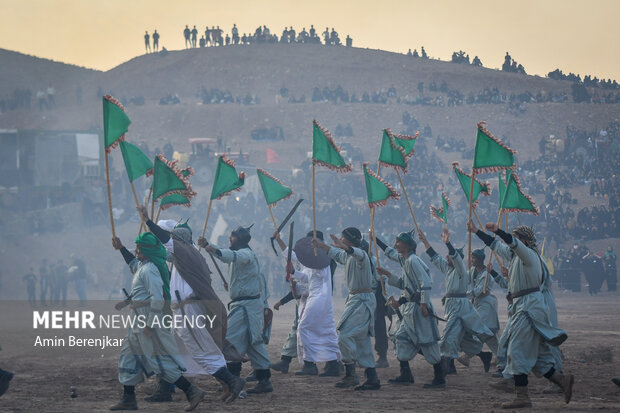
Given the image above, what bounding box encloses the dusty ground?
[1,291,619,412]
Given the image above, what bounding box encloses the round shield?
[294,236,331,269]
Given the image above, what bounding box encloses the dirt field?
[1,291,619,413]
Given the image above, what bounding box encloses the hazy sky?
[1,0,618,80]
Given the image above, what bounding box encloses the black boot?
[213,366,246,403]
[423,362,446,388]
[0,369,14,397]
[246,369,257,382]
[246,369,273,394]
[442,357,457,375]
[319,360,341,377]
[612,378,620,387]
[388,360,414,385]
[335,363,359,388]
[295,360,318,376]
[144,377,173,402]
[110,387,138,411]
[478,351,492,373]
[355,368,381,391]
[375,355,389,368]
[227,361,242,377]
[270,355,292,373]
[182,383,206,412]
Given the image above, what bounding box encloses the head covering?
[231,224,253,250]
[135,232,171,300]
[472,248,486,261]
[342,227,362,246]
[396,231,417,252]
[513,225,537,249]
[306,230,324,241]
[172,219,193,245]
[359,239,370,254]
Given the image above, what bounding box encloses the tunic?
[468,267,500,333]
[490,237,566,376]
[328,246,376,368]
[118,260,186,385]
[428,247,493,359]
[212,246,270,370]
[287,248,341,364]
[385,247,441,364]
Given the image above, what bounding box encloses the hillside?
[0,44,618,166]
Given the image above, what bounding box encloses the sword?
[270,199,304,255]
[174,290,206,352]
[285,221,296,299]
[207,253,228,291]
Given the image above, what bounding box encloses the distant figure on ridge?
[152,30,160,52]
[144,31,151,53]
[191,25,198,48]
[184,25,191,48]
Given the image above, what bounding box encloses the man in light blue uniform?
[199,225,273,394]
[313,227,380,390]
[419,228,494,375]
[375,232,445,388]
[111,233,206,411]
[468,220,574,408]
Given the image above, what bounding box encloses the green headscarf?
[136,232,171,300]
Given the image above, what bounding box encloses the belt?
[228,295,260,310]
[350,289,372,295]
[511,287,540,299]
[444,293,467,298]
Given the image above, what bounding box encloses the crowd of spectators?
[548,68,620,90]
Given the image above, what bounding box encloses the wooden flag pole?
[467,170,476,269]
[268,204,279,231]
[137,185,152,235]
[198,199,214,252]
[312,163,318,256]
[473,206,504,269]
[104,151,116,238]
[155,205,162,222]
[370,207,386,297]
[395,168,420,234]
[483,211,504,293]
[129,181,145,237]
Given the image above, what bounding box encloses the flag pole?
[155,205,162,222]
[198,199,214,252]
[483,210,504,293]
[370,206,386,297]
[467,170,476,269]
[104,151,116,238]
[129,181,144,237]
[312,163,317,256]
[268,204,279,231]
[138,185,152,235]
[395,168,419,234]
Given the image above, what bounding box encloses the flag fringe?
[363,162,400,207]
[160,198,192,210]
[154,154,196,202]
[505,172,540,215]
[377,160,406,173]
[103,94,127,153]
[215,171,246,200]
[473,121,517,174]
[313,120,353,172]
[441,192,452,207]
[257,168,293,207]
[383,128,419,173]
[429,205,447,224]
[452,162,492,196]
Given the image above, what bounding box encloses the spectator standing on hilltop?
[191,25,198,48]
[183,25,191,48]
[346,35,352,47]
[232,24,239,44]
[23,268,37,306]
[144,31,151,53]
[309,25,316,39]
[323,27,330,44]
[199,36,205,48]
[152,29,160,52]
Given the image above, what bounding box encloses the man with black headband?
[111,234,206,411]
[418,227,494,377]
[198,225,274,394]
[457,248,500,368]
[374,230,445,389]
[136,206,245,403]
[468,220,573,408]
[313,227,381,391]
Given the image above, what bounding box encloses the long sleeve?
[409,256,432,304]
[216,247,252,264]
[279,291,295,305]
[387,272,404,290]
[430,253,449,276]
[120,247,135,265]
[375,236,388,252]
[451,250,468,279]
[384,246,404,265]
[490,238,513,261]
[490,269,509,289]
[146,219,171,244]
[327,247,349,265]
[475,230,495,247]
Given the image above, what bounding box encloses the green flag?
[160,193,191,210]
[119,141,153,182]
[500,172,539,215]
[363,163,400,208]
[211,155,245,200]
[453,162,492,205]
[312,120,352,172]
[378,129,418,172]
[102,95,131,153]
[257,168,293,206]
[472,122,516,174]
[498,169,513,207]
[152,155,195,202]
[430,192,451,224]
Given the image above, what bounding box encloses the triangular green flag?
[378,129,418,172]
[211,155,245,200]
[498,169,513,207]
[472,122,516,173]
[152,155,195,202]
[363,163,400,208]
[102,95,131,153]
[500,172,539,215]
[452,162,492,205]
[119,141,153,182]
[430,192,451,224]
[257,169,293,206]
[312,120,352,172]
[160,193,191,210]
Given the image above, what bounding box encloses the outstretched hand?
[467,219,478,233]
[486,261,493,274]
[197,237,209,248]
[485,222,499,233]
[112,237,123,250]
[441,227,450,244]
[329,234,347,250]
[376,266,391,277]
[136,205,149,222]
